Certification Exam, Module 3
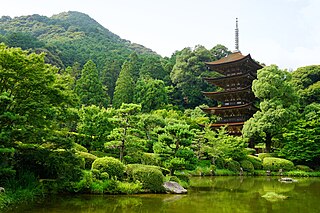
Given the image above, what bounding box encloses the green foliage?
[77,105,113,151]
[202,126,247,162]
[126,164,164,193]
[258,153,277,160]
[141,153,161,166]
[224,159,241,172]
[170,45,216,108]
[75,60,108,107]
[117,181,142,194]
[240,160,254,172]
[243,65,299,152]
[246,155,263,170]
[91,157,125,180]
[77,151,98,169]
[262,157,294,171]
[278,103,320,165]
[134,77,168,112]
[295,165,313,172]
[112,60,135,108]
[214,169,237,176]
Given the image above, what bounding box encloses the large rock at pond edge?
[163,181,187,194]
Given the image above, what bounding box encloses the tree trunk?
[265,133,272,153]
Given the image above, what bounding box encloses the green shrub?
[175,173,190,183]
[258,153,277,160]
[126,164,164,193]
[141,153,161,166]
[240,160,254,172]
[92,157,125,180]
[285,170,310,177]
[214,158,225,169]
[224,159,241,172]
[263,157,294,171]
[247,155,263,170]
[197,160,211,168]
[296,165,313,172]
[168,175,180,182]
[78,151,98,169]
[117,181,142,194]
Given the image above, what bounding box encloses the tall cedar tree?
[112,61,135,108]
[75,60,108,107]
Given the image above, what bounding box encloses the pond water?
[8,176,320,213]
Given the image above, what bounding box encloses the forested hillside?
[0,11,155,70]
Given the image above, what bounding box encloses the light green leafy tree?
[77,105,114,151]
[242,65,299,152]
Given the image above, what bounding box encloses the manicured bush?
[224,159,241,172]
[296,165,313,172]
[214,169,237,176]
[263,157,294,171]
[240,160,254,172]
[78,151,98,169]
[92,157,125,180]
[126,164,164,193]
[214,158,225,169]
[247,155,263,170]
[141,153,161,166]
[258,153,277,160]
[197,160,211,168]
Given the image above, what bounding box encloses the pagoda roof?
[203,73,255,88]
[201,103,258,115]
[202,86,252,97]
[205,52,263,70]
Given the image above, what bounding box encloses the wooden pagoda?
[202,19,263,135]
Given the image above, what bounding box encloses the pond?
[7,176,320,213]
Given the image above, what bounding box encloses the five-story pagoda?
[202,19,262,135]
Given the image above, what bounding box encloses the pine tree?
[75,60,108,107]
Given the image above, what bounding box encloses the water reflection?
[8,177,320,213]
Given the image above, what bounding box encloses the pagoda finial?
[234,18,240,52]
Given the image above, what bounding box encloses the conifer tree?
[112,61,135,108]
[75,60,108,107]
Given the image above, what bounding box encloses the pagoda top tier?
[205,52,263,74]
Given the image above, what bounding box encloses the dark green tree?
[112,61,135,108]
[170,45,216,108]
[210,44,231,60]
[101,59,122,101]
[75,60,108,107]
[134,77,168,112]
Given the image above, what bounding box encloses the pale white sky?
[1,0,319,70]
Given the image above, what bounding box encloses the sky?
[1,0,319,70]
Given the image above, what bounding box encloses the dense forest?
[0,11,319,210]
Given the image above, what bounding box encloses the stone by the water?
[163,181,187,194]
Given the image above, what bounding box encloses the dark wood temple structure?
[202,19,263,135]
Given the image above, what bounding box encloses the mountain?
[0,11,156,69]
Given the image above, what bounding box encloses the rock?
[279,177,298,183]
[163,181,187,194]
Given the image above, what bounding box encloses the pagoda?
[202,18,262,135]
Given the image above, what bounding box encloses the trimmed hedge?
[78,151,98,169]
[73,143,88,152]
[240,160,254,172]
[263,157,294,171]
[126,164,164,193]
[92,157,125,180]
[296,165,313,172]
[247,155,263,170]
[224,159,241,172]
[258,153,277,160]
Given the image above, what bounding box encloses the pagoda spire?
[234,18,240,52]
